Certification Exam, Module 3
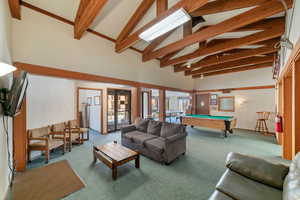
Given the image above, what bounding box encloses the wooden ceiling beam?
[116,0,155,43]
[161,21,284,67]
[192,62,273,78]
[175,40,278,72]
[74,0,108,39]
[142,0,169,56]
[186,55,274,76]
[8,0,21,19]
[143,0,291,61]
[115,0,209,53]
[160,18,282,66]
[156,0,168,16]
[191,0,268,17]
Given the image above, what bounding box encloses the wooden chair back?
[256,112,271,120]
[28,126,50,138]
[69,120,78,128]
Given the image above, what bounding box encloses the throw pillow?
[135,118,149,132]
[147,120,162,136]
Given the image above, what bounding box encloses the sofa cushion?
[216,170,282,200]
[123,131,144,140]
[160,122,185,138]
[145,138,165,154]
[135,118,149,133]
[147,120,162,136]
[129,132,157,146]
[226,152,289,189]
[208,191,234,200]
[283,152,300,200]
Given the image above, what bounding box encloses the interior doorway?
[107,89,131,132]
[77,88,103,133]
[195,94,210,115]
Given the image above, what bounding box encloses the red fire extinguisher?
[275,115,283,133]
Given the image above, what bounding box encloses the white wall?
[11,7,194,91]
[281,0,300,72]
[0,1,13,199]
[194,68,276,132]
[27,74,76,129]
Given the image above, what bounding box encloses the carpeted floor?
[27,127,286,200]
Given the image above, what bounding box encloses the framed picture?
[94,96,101,105]
[210,94,218,105]
[87,97,92,105]
[218,96,235,112]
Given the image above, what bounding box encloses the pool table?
[180,114,237,137]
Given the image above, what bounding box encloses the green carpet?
[27,128,284,200]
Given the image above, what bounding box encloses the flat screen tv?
[3,71,28,117]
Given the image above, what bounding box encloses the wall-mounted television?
[2,71,28,117]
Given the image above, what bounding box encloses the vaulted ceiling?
[8,0,293,78]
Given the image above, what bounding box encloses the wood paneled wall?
[277,38,300,160]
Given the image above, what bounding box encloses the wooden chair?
[255,112,271,135]
[66,120,89,144]
[27,126,67,163]
[51,122,80,152]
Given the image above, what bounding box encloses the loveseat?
[209,152,300,200]
[121,118,187,164]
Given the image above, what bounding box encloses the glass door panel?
[107,92,115,132]
[107,89,131,132]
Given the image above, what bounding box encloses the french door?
[107,89,131,132]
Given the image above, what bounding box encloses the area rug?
[12,160,85,200]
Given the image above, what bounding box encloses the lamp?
[0,62,16,76]
[139,8,191,43]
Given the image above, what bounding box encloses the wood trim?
[190,0,268,16]
[187,56,274,76]
[283,74,293,160]
[195,85,275,93]
[115,0,209,53]
[156,0,168,16]
[143,1,290,61]
[116,0,155,43]
[13,71,27,172]
[20,2,143,54]
[161,23,284,67]
[77,87,104,134]
[14,62,192,93]
[159,89,166,121]
[278,37,300,81]
[192,62,273,78]
[8,0,21,19]
[74,0,108,39]
[218,96,235,112]
[131,87,141,122]
[292,62,300,156]
[175,44,277,72]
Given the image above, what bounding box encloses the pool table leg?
[224,130,228,138]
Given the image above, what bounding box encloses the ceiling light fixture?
[0,62,16,77]
[200,74,204,79]
[186,63,191,69]
[139,8,191,43]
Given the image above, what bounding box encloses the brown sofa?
[121,118,187,164]
[209,152,300,200]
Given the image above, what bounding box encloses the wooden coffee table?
[93,142,140,180]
